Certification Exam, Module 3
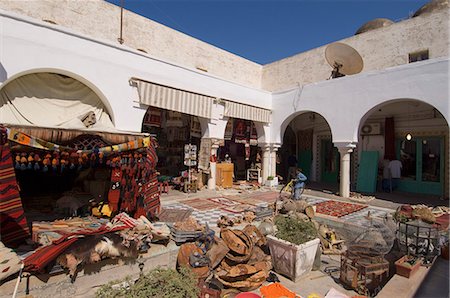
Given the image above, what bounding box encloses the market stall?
[0,125,160,248]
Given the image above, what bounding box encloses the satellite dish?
[325,43,364,79]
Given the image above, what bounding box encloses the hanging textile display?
[250,122,258,146]
[142,107,162,128]
[234,119,249,144]
[190,117,202,138]
[245,143,251,160]
[198,138,212,171]
[224,119,234,141]
[3,125,160,221]
[7,128,152,154]
[0,143,30,247]
[166,111,183,127]
[107,168,122,213]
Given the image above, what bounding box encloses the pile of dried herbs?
[95,267,199,298]
[274,215,317,245]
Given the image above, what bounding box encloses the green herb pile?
[274,215,318,245]
[95,267,199,298]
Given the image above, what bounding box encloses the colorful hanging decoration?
[250,122,258,146]
[224,119,233,141]
[234,119,249,144]
[0,143,30,247]
[143,107,162,128]
[7,128,152,154]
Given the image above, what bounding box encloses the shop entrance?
[141,107,202,178]
[218,118,260,182]
[396,137,444,195]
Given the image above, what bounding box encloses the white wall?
[0,0,262,89]
[271,58,450,146]
[0,11,271,134]
[262,9,449,91]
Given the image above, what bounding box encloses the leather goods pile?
[176,221,272,294]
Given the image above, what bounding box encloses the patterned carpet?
[181,198,222,211]
[158,208,192,223]
[314,200,368,218]
[162,193,391,228]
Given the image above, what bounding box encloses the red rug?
[315,200,367,218]
[0,143,30,247]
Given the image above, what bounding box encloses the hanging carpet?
[0,143,30,247]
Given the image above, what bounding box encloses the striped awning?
[134,79,213,119]
[223,100,271,123]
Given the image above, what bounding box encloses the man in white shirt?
[388,159,402,191]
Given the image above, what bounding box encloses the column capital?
[210,138,223,148]
[259,143,281,151]
[334,141,356,153]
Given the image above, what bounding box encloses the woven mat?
[207,197,240,206]
[158,208,193,223]
[315,200,367,218]
[182,198,222,211]
[226,196,263,206]
[246,191,278,203]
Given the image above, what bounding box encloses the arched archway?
[279,111,337,188]
[0,70,114,128]
[357,98,449,199]
[141,106,208,177]
[218,117,261,181]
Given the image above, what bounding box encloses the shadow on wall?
[0,63,7,83]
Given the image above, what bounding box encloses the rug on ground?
[315,200,367,218]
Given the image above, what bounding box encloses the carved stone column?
[270,145,280,179]
[261,145,271,184]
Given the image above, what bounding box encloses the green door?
[298,149,312,178]
[396,137,444,195]
[321,139,339,183]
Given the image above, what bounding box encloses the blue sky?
[106,0,429,64]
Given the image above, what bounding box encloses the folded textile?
[24,225,126,272]
[0,241,23,281]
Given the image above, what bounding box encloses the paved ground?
[3,184,447,298]
[158,184,449,298]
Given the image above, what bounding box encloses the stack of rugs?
[31,216,109,246]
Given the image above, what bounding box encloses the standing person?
[381,159,391,192]
[293,168,307,200]
[388,159,402,191]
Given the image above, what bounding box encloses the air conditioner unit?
[361,123,381,135]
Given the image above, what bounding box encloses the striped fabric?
[0,143,30,247]
[143,176,160,217]
[223,100,271,123]
[135,80,213,119]
[112,212,138,229]
[23,225,126,273]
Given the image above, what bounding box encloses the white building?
[0,0,448,199]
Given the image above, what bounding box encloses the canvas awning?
[223,100,271,123]
[0,73,114,129]
[133,79,213,119]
